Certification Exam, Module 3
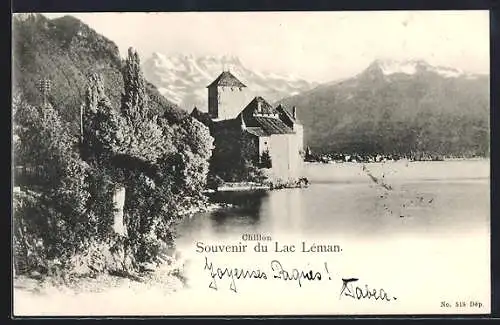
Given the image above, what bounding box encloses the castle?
[192,71,304,182]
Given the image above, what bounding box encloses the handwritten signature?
[340,278,397,302]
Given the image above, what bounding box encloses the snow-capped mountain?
[363,59,478,79]
[142,52,318,111]
[278,58,489,156]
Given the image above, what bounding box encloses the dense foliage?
[260,149,272,169]
[81,48,213,267]
[13,45,213,277]
[13,94,94,274]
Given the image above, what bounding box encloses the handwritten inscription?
[270,260,322,287]
[202,256,396,301]
[204,256,267,293]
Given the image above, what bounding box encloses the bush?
[260,149,272,168]
[13,95,96,274]
[81,48,213,268]
[13,47,214,278]
[13,191,47,275]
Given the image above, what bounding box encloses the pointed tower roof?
[207,71,247,88]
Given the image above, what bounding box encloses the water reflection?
[202,187,306,236]
[210,206,260,230]
[264,188,304,235]
[209,190,267,232]
[209,189,268,207]
[175,160,489,246]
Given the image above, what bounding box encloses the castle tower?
[207,71,249,120]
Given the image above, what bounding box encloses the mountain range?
[141,52,318,111]
[278,59,490,157]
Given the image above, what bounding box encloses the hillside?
[12,14,185,134]
[279,59,490,157]
[142,52,318,111]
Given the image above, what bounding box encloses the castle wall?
[215,86,252,120]
[294,124,304,154]
[268,133,303,181]
[208,87,218,118]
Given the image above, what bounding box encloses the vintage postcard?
[12,11,490,316]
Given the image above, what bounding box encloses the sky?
[42,11,489,83]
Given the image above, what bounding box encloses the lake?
[171,159,490,315]
[176,159,489,242]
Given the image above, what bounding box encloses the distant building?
[193,71,304,181]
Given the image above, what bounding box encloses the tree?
[118,49,167,164]
[260,149,272,168]
[81,50,169,168]
[81,48,214,267]
[13,94,91,272]
[14,46,216,276]
[80,52,167,266]
[121,48,150,121]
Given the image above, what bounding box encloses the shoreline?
[13,201,222,300]
[305,157,489,165]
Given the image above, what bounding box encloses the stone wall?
[294,123,304,154]
[213,86,252,120]
[268,133,303,181]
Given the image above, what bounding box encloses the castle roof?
[276,104,295,122]
[207,71,247,88]
[239,97,295,136]
[254,116,294,135]
[241,96,276,116]
[276,104,301,127]
[245,127,269,137]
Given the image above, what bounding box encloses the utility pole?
[80,103,84,144]
[37,78,51,108]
